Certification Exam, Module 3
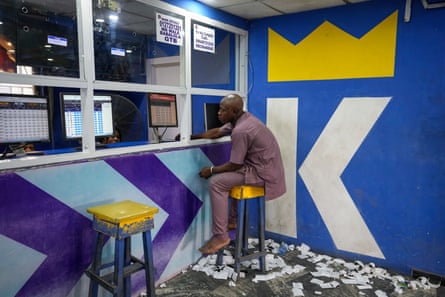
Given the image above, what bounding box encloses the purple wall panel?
[201,142,231,166]
[0,173,95,297]
[105,153,203,280]
[0,143,232,296]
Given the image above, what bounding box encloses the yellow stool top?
[87,200,159,225]
[230,185,265,200]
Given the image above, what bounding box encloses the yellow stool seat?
[230,185,265,200]
[87,200,159,226]
[85,200,158,297]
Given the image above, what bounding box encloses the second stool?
[85,200,159,297]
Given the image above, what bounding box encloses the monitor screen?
[60,93,114,139]
[0,94,51,144]
[204,103,222,130]
[148,93,178,127]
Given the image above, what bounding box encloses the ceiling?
[196,0,369,20]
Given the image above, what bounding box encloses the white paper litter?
[293,282,304,289]
[375,289,388,297]
[357,284,373,290]
[190,239,439,297]
[252,272,277,282]
[292,282,304,296]
[292,287,304,296]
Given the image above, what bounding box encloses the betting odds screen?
[61,94,114,139]
[0,95,50,143]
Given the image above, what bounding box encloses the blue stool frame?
[217,186,267,280]
[85,201,157,297]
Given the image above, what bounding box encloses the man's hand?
[199,166,213,179]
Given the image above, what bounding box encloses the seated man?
[196,94,286,254]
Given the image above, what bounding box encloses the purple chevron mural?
[0,143,231,297]
[105,153,203,280]
[0,174,96,297]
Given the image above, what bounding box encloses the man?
[196,94,286,254]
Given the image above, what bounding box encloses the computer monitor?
[204,102,222,130]
[60,93,114,140]
[0,94,51,144]
[148,93,178,128]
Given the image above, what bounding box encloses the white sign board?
[193,24,215,53]
[156,12,183,46]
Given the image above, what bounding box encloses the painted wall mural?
[249,0,445,279]
[0,143,231,297]
[268,11,398,81]
[299,97,391,259]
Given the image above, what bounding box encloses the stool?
[85,200,159,297]
[218,185,267,279]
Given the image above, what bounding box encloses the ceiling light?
[109,14,119,22]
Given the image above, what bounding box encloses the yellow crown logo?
[268,11,398,82]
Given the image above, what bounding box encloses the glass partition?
[93,1,184,85]
[55,88,149,150]
[0,0,248,170]
[191,21,237,90]
[0,0,79,77]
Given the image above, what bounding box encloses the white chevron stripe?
[0,235,46,297]
[299,97,391,258]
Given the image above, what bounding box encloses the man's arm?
[176,127,227,141]
[191,127,225,140]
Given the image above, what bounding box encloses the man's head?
[218,94,244,125]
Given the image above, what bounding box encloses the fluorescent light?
[109,14,119,22]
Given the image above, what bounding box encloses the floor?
[154,239,443,297]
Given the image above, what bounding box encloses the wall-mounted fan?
[111,94,144,142]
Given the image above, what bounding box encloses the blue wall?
[248,0,445,276]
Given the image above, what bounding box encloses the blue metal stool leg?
[216,249,224,266]
[142,230,156,297]
[89,232,105,297]
[124,237,131,297]
[114,238,125,297]
[234,199,246,278]
[243,201,249,253]
[258,197,266,272]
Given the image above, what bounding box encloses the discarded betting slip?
[189,239,440,296]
